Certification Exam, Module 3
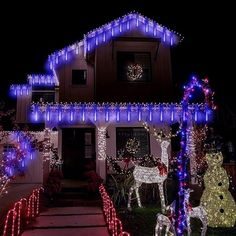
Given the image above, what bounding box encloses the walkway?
[21,180,109,236]
[22,206,109,236]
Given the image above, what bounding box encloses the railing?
[2,187,44,236]
[99,184,130,236]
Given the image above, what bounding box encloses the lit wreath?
[125,138,140,155]
[127,64,143,81]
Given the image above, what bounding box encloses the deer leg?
[127,182,135,210]
[135,181,142,207]
[155,220,160,236]
[158,182,166,213]
[165,223,170,236]
[186,216,191,236]
[200,215,208,236]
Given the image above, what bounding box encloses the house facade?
[9,13,210,182]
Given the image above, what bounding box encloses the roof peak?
[48,12,183,70]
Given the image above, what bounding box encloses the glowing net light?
[97,126,106,160]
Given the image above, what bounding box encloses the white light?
[138,110,142,121]
[82,109,85,122]
[98,126,106,160]
[116,109,120,122]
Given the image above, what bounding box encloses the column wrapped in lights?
[42,128,52,161]
[186,125,197,184]
[97,126,106,160]
[175,76,215,236]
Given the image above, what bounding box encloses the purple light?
[116,106,120,122]
[94,106,97,122]
[149,106,153,121]
[105,107,109,122]
[138,108,142,121]
[47,13,182,69]
[171,106,174,122]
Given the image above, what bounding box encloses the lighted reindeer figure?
[127,139,170,213]
[155,200,176,236]
[155,213,176,236]
[184,189,208,236]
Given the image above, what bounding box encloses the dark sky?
[1,1,235,112]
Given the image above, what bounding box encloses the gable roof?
[47,12,183,70]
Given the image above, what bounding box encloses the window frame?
[116,127,150,158]
[117,51,152,83]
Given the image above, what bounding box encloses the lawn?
[118,205,236,236]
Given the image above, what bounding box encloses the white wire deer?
[155,200,176,236]
[127,139,170,213]
[184,189,208,236]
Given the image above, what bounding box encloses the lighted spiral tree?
[175,77,215,235]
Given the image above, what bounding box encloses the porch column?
[187,125,198,184]
[42,128,51,184]
[96,126,107,181]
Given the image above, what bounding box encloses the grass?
[118,205,236,236]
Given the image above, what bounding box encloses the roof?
[47,12,183,70]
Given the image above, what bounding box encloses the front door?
[62,128,95,179]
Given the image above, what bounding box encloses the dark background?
[1,1,235,145]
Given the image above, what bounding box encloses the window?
[32,92,55,103]
[117,52,151,82]
[116,127,150,158]
[72,69,87,85]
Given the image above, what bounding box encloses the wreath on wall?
[127,64,143,81]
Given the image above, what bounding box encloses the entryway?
[62,128,95,179]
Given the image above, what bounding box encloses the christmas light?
[99,184,130,236]
[127,64,143,81]
[47,12,183,69]
[27,74,57,86]
[176,76,215,236]
[97,126,106,160]
[3,187,43,236]
[127,140,170,213]
[30,102,212,125]
[10,84,31,97]
[200,152,236,227]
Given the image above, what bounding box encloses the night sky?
[1,1,235,114]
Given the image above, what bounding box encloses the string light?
[98,126,106,160]
[47,12,183,70]
[3,187,43,236]
[99,184,130,236]
[127,64,143,81]
[0,130,59,197]
[30,102,212,124]
[176,76,215,236]
[127,140,170,213]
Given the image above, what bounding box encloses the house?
[8,12,211,183]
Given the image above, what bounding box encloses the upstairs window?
[72,69,87,85]
[117,52,151,82]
